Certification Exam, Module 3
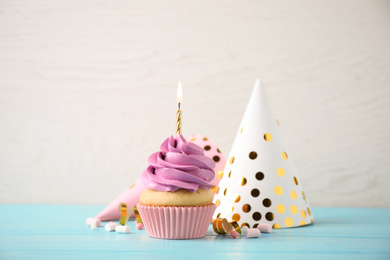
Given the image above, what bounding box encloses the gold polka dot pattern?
[276,204,285,214]
[301,210,307,218]
[290,205,298,214]
[285,218,293,227]
[232,213,241,222]
[290,190,298,200]
[277,168,285,177]
[273,223,281,229]
[229,156,235,164]
[274,186,283,195]
[241,223,249,228]
[264,133,273,141]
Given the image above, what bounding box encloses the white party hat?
[212,79,314,229]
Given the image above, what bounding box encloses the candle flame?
[177,81,182,103]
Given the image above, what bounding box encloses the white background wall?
[1,0,389,207]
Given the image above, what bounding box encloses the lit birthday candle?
[176,81,183,136]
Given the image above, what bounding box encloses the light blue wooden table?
[0,205,389,259]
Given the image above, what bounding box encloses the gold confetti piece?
[133,206,143,224]
[229,221,241,235]
[118,203,127,226]
[212,218,233,235]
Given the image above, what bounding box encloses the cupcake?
[137,134,217,239]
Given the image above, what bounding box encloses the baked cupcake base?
[137,203,216,239]
[140,188,214,206]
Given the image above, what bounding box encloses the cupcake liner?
[137,203,216,239]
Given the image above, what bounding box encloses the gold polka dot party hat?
[212,79,314,229]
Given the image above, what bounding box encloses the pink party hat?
[95,178,146,221]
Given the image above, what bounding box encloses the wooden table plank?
[0,206,389,259]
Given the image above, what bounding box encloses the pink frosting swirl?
[140,134,215,192]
